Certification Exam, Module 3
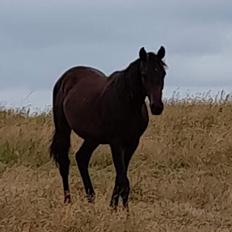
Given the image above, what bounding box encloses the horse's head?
[139,46,166,115]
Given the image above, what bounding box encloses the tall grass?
[0,95,232,231]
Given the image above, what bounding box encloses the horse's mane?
[107,59,140,98]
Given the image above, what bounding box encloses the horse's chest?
[108,111,148,141]
[123,116,147,134]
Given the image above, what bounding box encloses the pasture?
[0,96,232,232]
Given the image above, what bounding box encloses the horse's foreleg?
[110,143,129,209]
[121,139,139,208]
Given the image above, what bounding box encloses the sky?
[0,0,232,109]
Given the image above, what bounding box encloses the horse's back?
[60,66,106,94]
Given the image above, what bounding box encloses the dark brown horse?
[50,46,167,209]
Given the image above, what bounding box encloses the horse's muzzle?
[150,103,163,115]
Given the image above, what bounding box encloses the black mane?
[109,59,143,102]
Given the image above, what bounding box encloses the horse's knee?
[116,176,129,187]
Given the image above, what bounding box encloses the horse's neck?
[110,60,145,110]
[124,60,146,105]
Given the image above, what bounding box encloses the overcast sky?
[0,0,232,108]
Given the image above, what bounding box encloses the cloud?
[0,0,232,104]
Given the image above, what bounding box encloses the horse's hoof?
[123,204,129,213]
[122,198,129,210]
[109,204,118,213]
[109,200,118,211]
[87,194,95,203]
[64,192,71,204]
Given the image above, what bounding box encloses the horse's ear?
[157,46,165,60]
[139,47,147,61]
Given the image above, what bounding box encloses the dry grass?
[1,97,232,232]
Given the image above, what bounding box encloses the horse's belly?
[64,106,147,144]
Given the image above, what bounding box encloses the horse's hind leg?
[76,140,99,202]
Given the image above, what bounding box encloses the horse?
[50,46,167,209]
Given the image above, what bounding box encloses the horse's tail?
[50,76,71,164]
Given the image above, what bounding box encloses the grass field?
[1,96,232,232]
